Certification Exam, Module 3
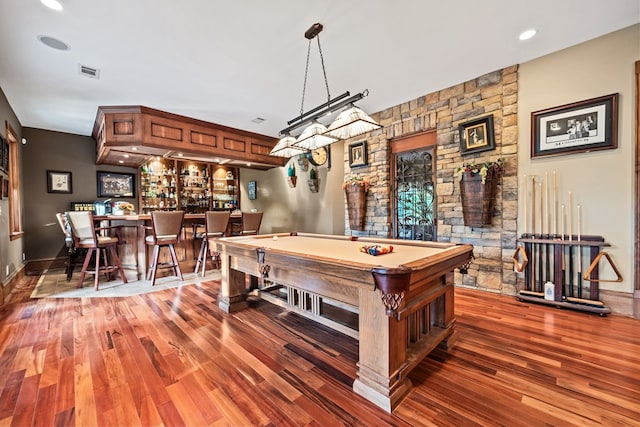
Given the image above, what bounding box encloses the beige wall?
[518,24,639,295]
[238,141,345,235]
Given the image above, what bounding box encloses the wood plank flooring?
[0,274,639,426]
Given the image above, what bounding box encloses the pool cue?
[552,171,557,237]
[523,176,528,237]
[523,176,531,290]
[568,192,574,297]
[544,172,551,283]
[561,204,566,296]
[530,176,536,291]
[537,183,543,292]
[577,205,582,299]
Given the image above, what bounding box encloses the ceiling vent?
[79,64,100,79]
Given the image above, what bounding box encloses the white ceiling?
[0,0,638,139]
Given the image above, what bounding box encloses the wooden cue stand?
[516,234,612,316]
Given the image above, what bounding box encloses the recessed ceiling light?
[118,160,124,164]
[519,29,537,41]
[38,35,70,51]
[41,0,63,11]
[124,154,130,158]
[131,147,137,151]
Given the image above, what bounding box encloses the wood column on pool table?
[216,232,473,412]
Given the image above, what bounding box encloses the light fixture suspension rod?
[279,91,366,136]
[287,91,351,125]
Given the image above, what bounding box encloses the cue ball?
[272,236,278,241]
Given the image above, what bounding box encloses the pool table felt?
[220,234,460,269]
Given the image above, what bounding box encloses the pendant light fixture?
[269,134,306,158]
[272,23,381,157]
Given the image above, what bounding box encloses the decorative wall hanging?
[348,141,368,168]
[47,170,72,194]
[455,159,503,227]
[459,115,495,155]
[531,93,618,158]
[96,171,135,197]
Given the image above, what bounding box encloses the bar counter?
[95,212,241,279]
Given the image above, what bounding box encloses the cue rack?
[512,173,622,316]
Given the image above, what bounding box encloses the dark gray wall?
[22,127,137,261]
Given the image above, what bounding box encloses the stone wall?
[344,65,519,294]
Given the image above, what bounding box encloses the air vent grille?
[79,64,100,79]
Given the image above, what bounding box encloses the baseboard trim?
[1,264,26,305]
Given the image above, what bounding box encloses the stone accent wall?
[344,65,519,295]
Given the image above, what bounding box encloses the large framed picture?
[348,141,368,168]
[459,115,495,155]
[47,170,72,194]
[96,171,135,197]
[531,93,618,158]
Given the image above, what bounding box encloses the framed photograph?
[531,93,618,158]
[96,171,135,197]
[459,115,495,155]
[47,170,72,194]
[248,180,257,200]
[349,141,368,168]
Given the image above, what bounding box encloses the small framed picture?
[531,93,618,158]
[97,171,135,197]
[349,141,368,168]
[47,170,72,194]
[248,180,257,200]
[459,115,495,155]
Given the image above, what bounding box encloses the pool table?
[216,232,474,412]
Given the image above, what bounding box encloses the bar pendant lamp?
[326,104,381,139]
[295,121,337,150]
[270,134,306,158]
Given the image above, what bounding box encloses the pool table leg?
[353,287,412,412]
[218,254,249,313]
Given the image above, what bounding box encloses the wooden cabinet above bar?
[93,105,287,169]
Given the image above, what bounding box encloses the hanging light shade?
[326,104,381,139]
[270,134,306,158]
[294,121,337,150]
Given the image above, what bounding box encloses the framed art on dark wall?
[459,115,495,155]
[531,93,618,158]
[96,171,135,197]
[47,170,72,194]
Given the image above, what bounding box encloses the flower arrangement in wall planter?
[343,176,369,230]
[287,162,297,188]
[455,158,503,227]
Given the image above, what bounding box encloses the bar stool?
[145,210,185,286]
[194,211,230,276]
[65,211,128,290]
[233,211,263,236]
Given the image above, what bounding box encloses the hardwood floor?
[0,274,638,426]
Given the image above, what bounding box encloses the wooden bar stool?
[194,211,230,276]
[145,210,185,286]
[65,211,127,290]
[233,211,263,236]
